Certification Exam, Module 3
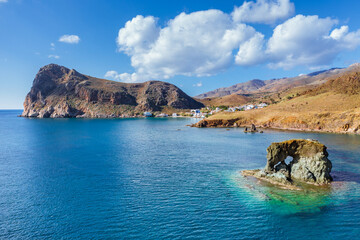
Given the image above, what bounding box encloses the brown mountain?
[193,65,360,134]
[196,79,265,98]
[196,93,250,106]
[195,66,353,99]
[21,64,204,118]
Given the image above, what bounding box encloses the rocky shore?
[242,139,333,190]
[191,116,360,135]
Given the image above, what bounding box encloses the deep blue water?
[0,110,360,239]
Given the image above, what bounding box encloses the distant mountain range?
[21,64,204,118]
[195,66,352,99]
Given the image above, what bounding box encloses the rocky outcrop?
[21,64,204,118]
[242,139,333,188]
[244,124,257,133]
[193,118,240,128]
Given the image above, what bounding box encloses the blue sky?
[1,0,360,109]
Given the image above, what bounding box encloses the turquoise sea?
[0,110,360,239]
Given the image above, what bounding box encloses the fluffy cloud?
[235,15,360,68]
[59,35,80,44]
[235,32,266,66]
[232,0,295,24]
[117,15,160,55]
[104,70,140,83]
[113,10,258,82]
[266,15,360,68]
[109,2,360,82]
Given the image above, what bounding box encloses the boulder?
[242,139,333,187]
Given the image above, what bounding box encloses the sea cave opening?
[273,156,293,170]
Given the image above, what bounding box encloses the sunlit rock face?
[242,139,333,188]
[21,64,204,118]
[265,139,332,184]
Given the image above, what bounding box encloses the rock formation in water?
[21,64,204,118]
[244,124,257,133]
[242,139,333,188]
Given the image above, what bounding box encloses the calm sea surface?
[0,110,360,239]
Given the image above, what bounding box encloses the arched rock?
[242,139,333,187]
[265,139,332,184]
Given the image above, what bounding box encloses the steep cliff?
[22,64,204,118]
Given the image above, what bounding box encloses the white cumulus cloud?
[235,15,360,68]
[104,70,140,83]
[232,0,295,24]
[110,3,360,82]
[235,32,266,66]
[59,35,80,44]
[114,10,258,81]
[265,15,360,68]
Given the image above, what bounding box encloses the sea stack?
[242,139,333,188]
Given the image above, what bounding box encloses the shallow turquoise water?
[0,110,360,239]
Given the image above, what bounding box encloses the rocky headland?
[193,65,360,134]
[21,64,204,118]
[242,139,333,190]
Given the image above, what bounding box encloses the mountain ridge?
[195,66,353,99]
[21,64,204,118]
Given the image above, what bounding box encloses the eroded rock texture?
[243,139,333,187]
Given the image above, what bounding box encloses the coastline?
[219,124,360,135]
[191,117,360,135]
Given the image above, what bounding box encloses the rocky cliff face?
[242,139,333,189]
[22,64,204,118]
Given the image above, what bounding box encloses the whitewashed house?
[245,104,254,110]
[258,103,268,108]
[191,109,202,118]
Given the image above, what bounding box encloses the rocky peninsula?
[192,64,360,135]
[242,139,333,190]
[21,64,204,118]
